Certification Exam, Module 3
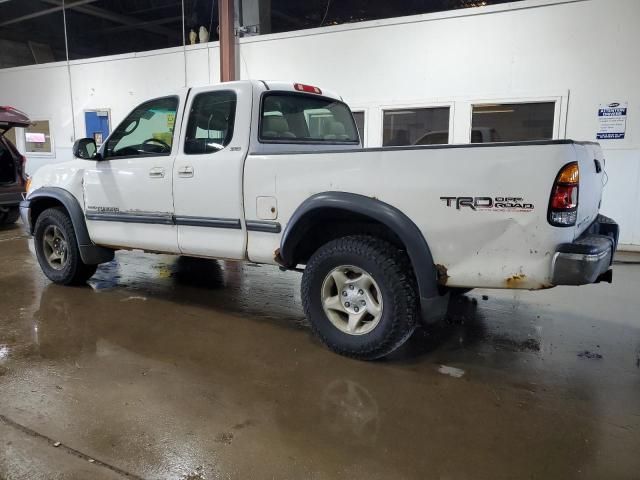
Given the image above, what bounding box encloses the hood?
[0,106,31,134]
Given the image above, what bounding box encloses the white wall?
[0,0,638,245]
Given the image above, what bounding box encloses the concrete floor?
[0,223,638,480]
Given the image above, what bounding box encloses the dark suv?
[0,106,30,225]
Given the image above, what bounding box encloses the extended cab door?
[84,95,184,253]
[172,83,251,259]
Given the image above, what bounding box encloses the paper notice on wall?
[25,132,46,143]
[597,102,627,140]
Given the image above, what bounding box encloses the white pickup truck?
[21,80,619,360]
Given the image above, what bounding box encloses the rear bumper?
[552,215,619,286]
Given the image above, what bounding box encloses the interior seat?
[262,116,296,138]
[323,120,349,141]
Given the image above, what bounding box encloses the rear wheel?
[34,207,97,285]
[0,206,19,225]
[301,235,418,360]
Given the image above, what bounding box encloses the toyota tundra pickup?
[20,80,619,360]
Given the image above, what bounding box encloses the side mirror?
[72,138,99,160]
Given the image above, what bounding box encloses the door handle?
[178,165,194,178]
[149,167,165,178]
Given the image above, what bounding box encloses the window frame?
[183,89,237,156]
[23,118,55,157]
[258,91,360,145]
[467,96,564,143]
[103,95,180,161]
[379,101,455,147]
[350,109,366,147]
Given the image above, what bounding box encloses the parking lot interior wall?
[0,0,638,245]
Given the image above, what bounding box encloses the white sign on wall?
[597,102,627,140]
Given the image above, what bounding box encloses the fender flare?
[280,192,445,322]
[26,187,114,265]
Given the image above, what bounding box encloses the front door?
[173,84,251,259]
[84,95,184,253]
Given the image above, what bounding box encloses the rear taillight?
[548,162,579,227]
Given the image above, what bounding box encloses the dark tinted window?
[383,107,450,146]
[185,91,236,155]
[471,103,555,143]
[105,97,178,159]
[260,93,358,143]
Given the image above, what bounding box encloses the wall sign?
[597,102,627,140]
[85,110,110,146]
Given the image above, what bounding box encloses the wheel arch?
[27,187,114,265]
[279,192,445,322]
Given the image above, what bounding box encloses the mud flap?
[420,292,450,325]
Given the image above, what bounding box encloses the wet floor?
[0,223,639,479]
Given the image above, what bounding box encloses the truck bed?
[244,140,605,289]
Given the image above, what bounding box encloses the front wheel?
[301,235,418,360]
[34,207,97,285]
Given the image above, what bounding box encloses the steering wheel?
[142,138,171,153]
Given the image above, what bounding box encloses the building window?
[352,111,365,145]
[24,120,53,155]
[383,107,450,146]
[471,102,556,143]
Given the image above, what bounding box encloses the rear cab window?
[259,92,359,144]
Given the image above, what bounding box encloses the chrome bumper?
[551,215,619,286]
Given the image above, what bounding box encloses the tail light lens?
[293,83,322,94]
[548,162,579,227]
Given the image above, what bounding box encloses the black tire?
[301,235,418,360]
[33,207,97,285]
[0,207,20,225]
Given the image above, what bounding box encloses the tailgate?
[574,143,605,236]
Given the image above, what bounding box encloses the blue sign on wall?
[85,110,110,145]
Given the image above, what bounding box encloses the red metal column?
[219,0,236,82]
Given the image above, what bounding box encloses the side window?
[104,96,178,159]
[383,107,450,146]
[260,92,359,143]
[184,90,236,154]
[471,102,555,143]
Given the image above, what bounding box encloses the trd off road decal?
[440,196,534,212]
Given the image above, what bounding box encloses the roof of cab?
[155,80,342,102]
[257,80,342,100]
